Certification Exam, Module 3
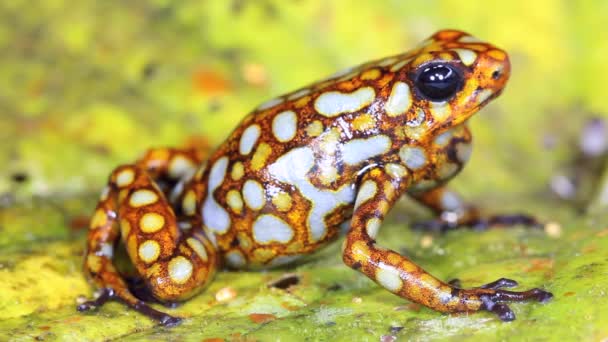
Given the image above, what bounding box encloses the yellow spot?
[138,240,161,263]
[487,49,507,61]
[429,101,451,121]
[294,95,311,109]
[350,240,371,263]
[127,235,138,259]
[115,169,135,187]
[305,120,324,137]
[352,114,376,131]
[120,218,131,236]
[355,180,377,209]
[118,189,129,204]
[419,274,441,289]
[376,263,403,292]
[360,68,381,80]
[231,162,245,181]
[411,53,434,68]
[140,212,165,233]
[90,209,107,229]
[147,148,170,163]
[237,232,252,250]
[251,143,272,171]
[226,189,244,213]
[129,189,158,207]
[253,248,275,263]
[181,190,196,216]
[187,237,208,261]
[87,254,102,273]
[271,191,292,212]
[385,163,408,179]
[168,256,193,284]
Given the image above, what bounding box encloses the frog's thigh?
[113,165,218,301]
[342,168,481,312]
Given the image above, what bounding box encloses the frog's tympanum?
[78,30,553,326]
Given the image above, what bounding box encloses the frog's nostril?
[491,69,502,80]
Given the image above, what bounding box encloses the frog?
[78,30,553,326]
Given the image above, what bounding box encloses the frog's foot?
[412,213,542,232]
[457,279,553,321]
[78,288,182,327]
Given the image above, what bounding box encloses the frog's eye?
[414,63,463,102]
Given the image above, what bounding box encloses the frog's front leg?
[78,148,218,326]
[410,186,541,232]
[342,167,552,321]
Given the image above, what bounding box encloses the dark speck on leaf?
[267,273,300,290]
[11,172,28,183]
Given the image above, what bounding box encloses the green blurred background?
[1,1,607,341]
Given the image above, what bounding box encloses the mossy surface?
[1,1,607,341]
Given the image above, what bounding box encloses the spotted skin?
[80,30,552,325]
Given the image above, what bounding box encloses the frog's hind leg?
[79,149,218,326]
[409,185,541,232]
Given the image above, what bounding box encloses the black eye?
[414,64,463,102]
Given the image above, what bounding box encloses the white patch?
[354,180,377,209]
[129,189,158,207]
[452,48,477,66]
[399,146,427,170]
[242,179,266,210]
[268,147,355,241]
[476,89,494,105]
[456,142,473,163]
[97,243,114,258]
[115,169,135,187]
[440,191,462,211]
[252,214,294,244]
[366,218,381,238]
[257,97,283,111]
[169,179,186,203]
[169,155,196,179]
[239,125,261,155]
[434,130,453,146]
[225,250,246,268]
[376,262,403,292]
[138,240,160,263]
[341,135,392,165]
[314,87,375,117]
[287,88,311,100]
[330,65,355,79]
[202,157,231,234]
[272,111,298,142]
[168,256,193,284]
[385,82,411,117]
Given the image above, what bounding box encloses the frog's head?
[390,30,510,133]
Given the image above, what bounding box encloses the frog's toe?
[78,287,182,326]
[474,286,553,321]
[479,278,519,290]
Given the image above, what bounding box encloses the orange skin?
[79,30,552,326]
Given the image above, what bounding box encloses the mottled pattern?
[80,30,551,325]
